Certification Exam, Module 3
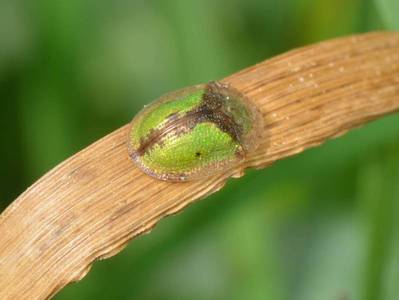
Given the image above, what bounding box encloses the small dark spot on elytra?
[195,152,201,157]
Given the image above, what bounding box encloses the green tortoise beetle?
[127,81,263,181]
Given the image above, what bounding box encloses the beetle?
[127,81,263,181]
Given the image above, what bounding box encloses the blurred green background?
[1,0,398,299]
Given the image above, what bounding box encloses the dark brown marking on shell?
[135,82,244,156]
[201,82,243,142]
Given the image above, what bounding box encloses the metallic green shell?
[127,81,262,181]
